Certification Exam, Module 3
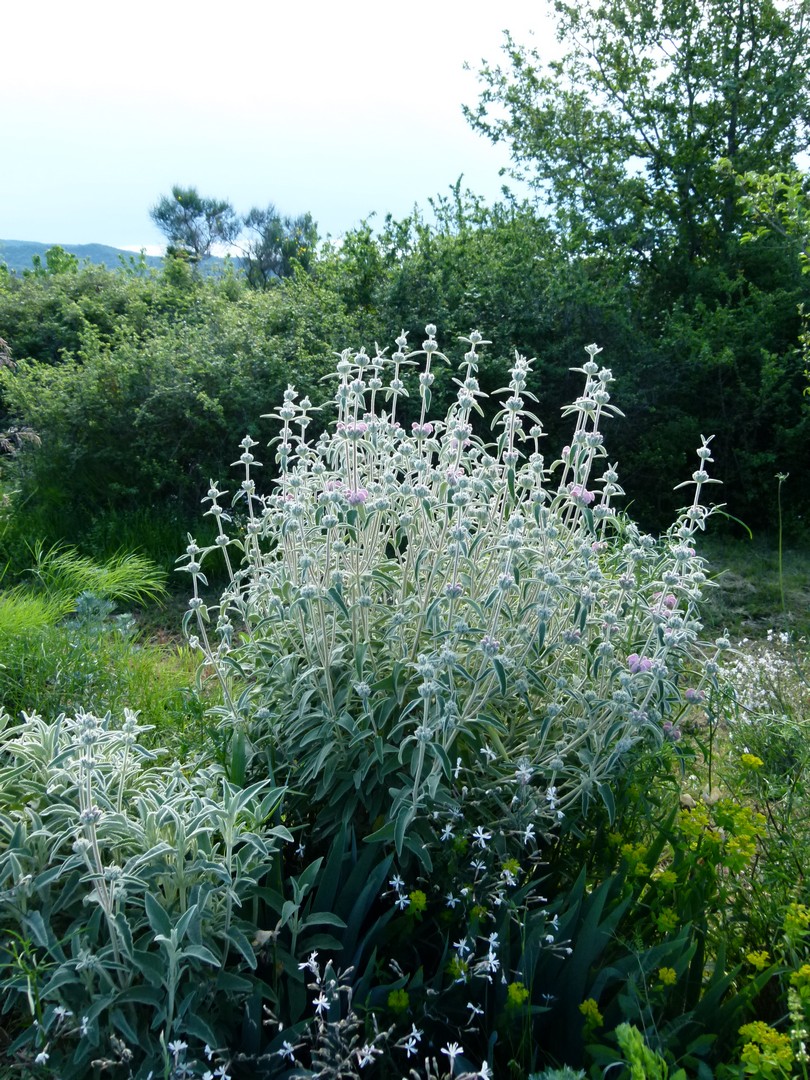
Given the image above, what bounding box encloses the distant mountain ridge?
[0,239,227,275]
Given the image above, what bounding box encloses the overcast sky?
[4,1,554,251]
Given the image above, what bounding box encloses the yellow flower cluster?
[784,903,810,944]
[746,950,771,971]
[408,889,427,913]
[507,981,531,1008]
[738,1021,793,1076]
[578,997,603,1027]
[740,752,765,769]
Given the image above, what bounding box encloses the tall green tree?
[465,0,810,274]
[241,205,318,286]
[150,185,240,263]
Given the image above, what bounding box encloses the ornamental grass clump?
[185,327,722,863]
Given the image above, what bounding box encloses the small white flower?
[478,1063,493,1078]
[467,1001,484,1019]
[442,1041,463,1067]
[35,1051,49,1066]
[313,991,331,1015]
[298,950,319,974]
[389,874,405,892]
[446,892,460,908]
[441,823,455,841]
[472,826,492,849]
[277,1040,296,1061]
[357,1043,382,1068]
[515,763,534,785]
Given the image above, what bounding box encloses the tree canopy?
[465,0,810,272]
[241,205,319,286]
[150,185,241,262]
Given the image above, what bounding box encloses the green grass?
[699,533,810,639]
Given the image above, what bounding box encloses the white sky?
[3,0,554,250]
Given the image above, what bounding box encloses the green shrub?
[0,707,289,1078]
[179,327,735,1074]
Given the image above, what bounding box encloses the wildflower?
[523,823,536,845]
[747,950,771,971]
[277,1041,296,1061]
[477,1063,493,1079]
[402,1025,422,1057]
[741,752,764,769]
[298,951,319,974]
[388,988,410,1013]
[657,909,679,933]
[441,1042,463,1068]
[441,823,455,841]
[472,826,492,849]
[627,652,653,673]
[739,1021,793,1074]
[658,967,678,986]
[507,981,530,1008]
[389,874,405,892]
[480,635,500,656]
[34,1051,49,1066]
[570,484,595,505]
[357,1043,382,1067]
[446,892,460,908]
[579,998,603,1027]
[514,762,534,785]
[409,889,427,913]
[395,893,410,910]
[467,1001,485,1020]
[313,991,331,1015]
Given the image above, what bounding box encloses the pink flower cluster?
[627,653,653,674]
[570,485,595,506]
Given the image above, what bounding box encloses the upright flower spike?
[194,327,720,863]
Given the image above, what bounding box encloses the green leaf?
[181,942,221,967]
[226,925,257,968]
[327,585,350,619]
[132,948,165,986]
[144,892,172,938]
[492,657,507,695]
[23,910,51,949]
[300,911,347,930]
[394,805,414,857]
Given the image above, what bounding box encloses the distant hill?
[0,239,228,276]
